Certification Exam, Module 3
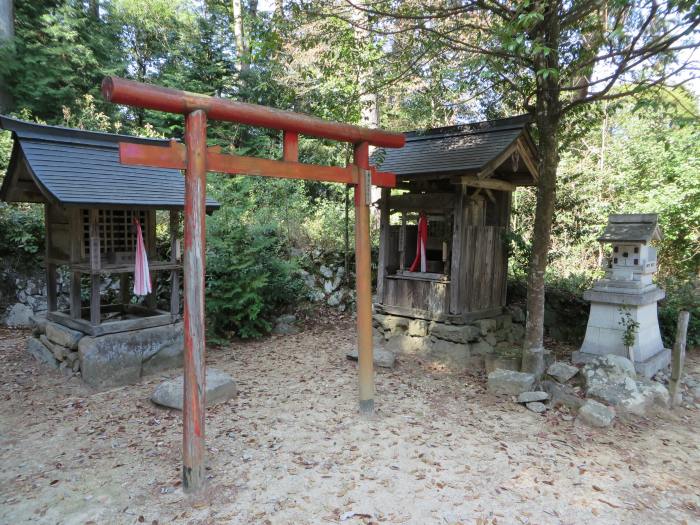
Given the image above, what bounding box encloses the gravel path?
[1,322,698,524]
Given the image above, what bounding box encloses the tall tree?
[337,0,700,374]
[0,0,14,111]
[232,0,249,73]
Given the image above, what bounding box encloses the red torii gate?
[101,77,405,493]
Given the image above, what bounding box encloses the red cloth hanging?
[133,218,152,296]
[408,212,428,272]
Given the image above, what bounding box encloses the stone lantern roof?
[597,214,662,244]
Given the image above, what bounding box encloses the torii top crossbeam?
[101,76,405,495]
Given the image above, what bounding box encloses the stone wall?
[298,251,355,312]
[1,266,52,327]
[373,307,526,370]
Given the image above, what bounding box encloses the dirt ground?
[1,319,699,525]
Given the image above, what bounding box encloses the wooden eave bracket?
[118,140,396,188]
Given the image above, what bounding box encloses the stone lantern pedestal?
[573,214,670,378]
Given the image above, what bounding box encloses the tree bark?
[522,1,562,376]
[232,0,249,74]
[0,0,14,112]
[352,2,380,211]
[88,0,99,19]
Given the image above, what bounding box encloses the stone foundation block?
[487,369,536,396]
[45,322,83,350]
[79,322,184,388]
[428,323,479,344]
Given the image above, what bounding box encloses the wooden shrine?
[372,115,539,323]
[0,116,219,336]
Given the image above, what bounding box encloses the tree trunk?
[88,0,99,19]
[522,2,562,376]
[0,0,14,112]
[352,2,380,210]
[232,0,249,74]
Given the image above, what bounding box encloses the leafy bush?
[0,203,44,266]
[657,277,700,349]
[205,220,304,341]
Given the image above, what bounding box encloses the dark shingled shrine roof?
[372,115,537,180]
[598,214,662,244]
[0,115,220,211]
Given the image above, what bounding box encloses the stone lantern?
[573,214,669,377]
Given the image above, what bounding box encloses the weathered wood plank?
[387,192,454,213]
[90,273,101,325]
[170,210,181,316]
[376,188,390,303]
[449,184,465,314]
[47,310,176,337]
[456,174,516,192]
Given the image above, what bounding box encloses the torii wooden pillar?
[101,77,405,493]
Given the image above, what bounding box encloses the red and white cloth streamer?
[133,219,152,296]
[408,211,428,273]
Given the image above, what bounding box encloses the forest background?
[0,0,698,347]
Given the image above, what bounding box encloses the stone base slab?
[572,348,670,379]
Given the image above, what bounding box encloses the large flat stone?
[517,391,550,403]
[582,354,670,416]
[347,346,396,368]
[79,322,183,388]
[27,337,59,368]
[487,369,536,396]
[429,323,480,344]
[151,368,237,410]
[45,322,83,350]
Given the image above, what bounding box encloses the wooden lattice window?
[83,209,147,258]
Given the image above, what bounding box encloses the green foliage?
[657,277,700,349]
[618,307,640,350]
[205,218,304,341]
[0,203,44,266]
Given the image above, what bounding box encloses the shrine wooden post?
[101,76,404,493]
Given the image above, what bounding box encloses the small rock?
[45,322,83,350]
[276,314,297,325]
[541,380,585,411]
[26,337,59,368]
[3,303,34,327]
[526,401,547,413]
[40,335,70,360]
[151,368,237,410]
[547,362,579,383]
[347,346,396,368]
[272,323,300,335]
[517,391,550,403]
[487,369,536,396]
[327,290,344,307]
[29,314,48,336]
[577,400,615,428]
